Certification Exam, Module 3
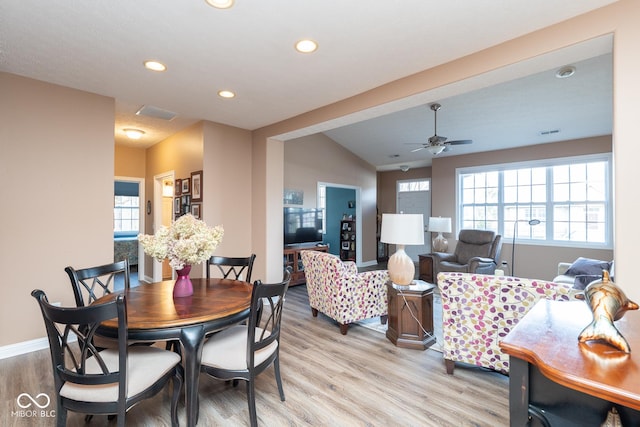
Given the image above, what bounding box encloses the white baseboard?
[0,337,49,360]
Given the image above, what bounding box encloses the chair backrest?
[454,230,500,264]
[31,289,128,400]
[246,269,291,368]
[206,254,256,281]
[65,259,130,307]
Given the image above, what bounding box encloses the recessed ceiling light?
[144,60,167,72]
[205,0,234,9]
[555,66,575,79]
[295,39,318,54]
[123,128,145,140]
[218,90,235,99]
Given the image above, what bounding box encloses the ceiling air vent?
[136,105,177,121]
[539,129,560,136]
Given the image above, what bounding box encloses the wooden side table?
[418,254,434,283]
[386,280,436,350]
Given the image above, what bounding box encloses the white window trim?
[455,153,613,249]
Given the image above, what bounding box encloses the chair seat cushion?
[201,325,277,370]
[438,261,469,273]
[59,345,181,403]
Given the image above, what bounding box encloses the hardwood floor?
[2,285,509,426]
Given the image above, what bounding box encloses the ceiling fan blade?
[410,146,425,153]
[446,139,473,145]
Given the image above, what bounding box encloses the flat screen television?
[284,207,324,246]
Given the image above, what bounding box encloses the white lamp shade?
[428,217,451,233]
[380,214,424,245]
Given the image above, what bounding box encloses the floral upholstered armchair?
[300,250,389,335]
[438,272,578,375]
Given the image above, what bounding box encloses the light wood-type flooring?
[1,285,509,426]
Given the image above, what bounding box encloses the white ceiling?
[0,0,615,169]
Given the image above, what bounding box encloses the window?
[398,180,430,192]
[114,195,140,236]
[458,154,611,247]
[317,184,326,234]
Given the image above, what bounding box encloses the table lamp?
[511,219,540,276]
[380,213,424,286]
[428,217,451,252]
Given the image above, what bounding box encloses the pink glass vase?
[173,264,193,297]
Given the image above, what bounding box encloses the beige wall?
[431,136,613,281]
[200,121,253,276]
[284,133,378,263]
[253,0,640,301]
[115,145,146,177]
[0,73,114,346]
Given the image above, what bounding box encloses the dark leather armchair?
[431,229,502,277]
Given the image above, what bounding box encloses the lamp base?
[387,245,415,286]
[432,233,448,252]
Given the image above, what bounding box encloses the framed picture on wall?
[181,178,190,194]
[174,197,181,214]
[174,179,182,196]
[191,170,203,202]
[191,203,201,219]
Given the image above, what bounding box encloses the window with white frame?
[398,179,430,193]
[317,184,326,234]
[458,154,611,247]
[114,195,140,236]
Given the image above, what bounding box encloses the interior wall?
[115,145,146,177]
[431,135,613,281]
[0,73,114,346]
[284,133,378,263]
[201,120,253,277]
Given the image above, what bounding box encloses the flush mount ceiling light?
[123,128,145,140]
[217,90,235,99]
[555,65,576,79]
[144,60,167,72]
[295,39,318,54]
[205,0,234,9]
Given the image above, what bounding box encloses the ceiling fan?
[410,103,473,155]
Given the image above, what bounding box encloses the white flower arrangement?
[138,214,224,270]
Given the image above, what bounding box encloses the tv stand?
[283,244,329,286]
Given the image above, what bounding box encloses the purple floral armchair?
[438,272,578,374]
[300,250,389,335]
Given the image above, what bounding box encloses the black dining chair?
[206,254,256,282]
[198,268,291,427]
[65,259,130,307]
[31,289,183,427]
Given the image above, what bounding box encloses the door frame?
[114,176,145,280]
[396,178,432,261]
[153,171,175,282]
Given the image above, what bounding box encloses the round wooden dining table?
[94,277,253,427]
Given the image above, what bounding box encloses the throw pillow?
[573,274,602,290]
[565,257,611,277]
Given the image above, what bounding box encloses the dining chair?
[206,254,256,281]
[198,268,291,427]
[65,259,130,307]
[31,289,183,427]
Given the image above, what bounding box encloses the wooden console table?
[386,280,436,350]
[283,244,329,286]
[500,299,640,426]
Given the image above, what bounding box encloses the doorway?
[318,182,362,265]
[153,171,175,282]
[396,178,431,261]
[114,176,144,280]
